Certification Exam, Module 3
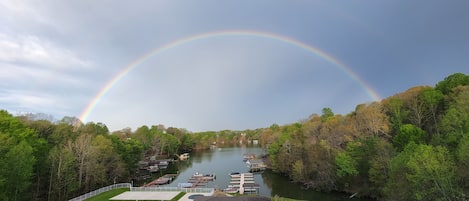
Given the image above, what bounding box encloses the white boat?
[179,153,190,160]
[192,172,216,180]
[147,165,159,173]
[178,183,193,188]
[224,187,239,194]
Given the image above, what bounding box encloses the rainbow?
[79,30,380,123]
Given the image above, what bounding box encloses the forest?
[0,72,468,201]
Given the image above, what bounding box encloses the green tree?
[2,141,35,201]
[420,88,443,136]
[406,145,459,201]
[440,86,469,148]
[393,124,426,151]
[385,143,460,201]
[456,136,469,196]
[368,139,394,198]
[321,107,334,122]
[435,73,469,95]
[291,160,306,182]
[335,152,358,177]
[384,97,408,132]
[0,110,40,201]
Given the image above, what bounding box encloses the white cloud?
[0,33,92,69]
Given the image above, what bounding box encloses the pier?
[178,172,216,188]
[142,174,178,187]
[227,173,259,195]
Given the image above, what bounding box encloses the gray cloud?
[1,0,468,131]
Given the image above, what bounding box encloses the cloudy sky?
[1,1,468,132]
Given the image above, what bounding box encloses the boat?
[147,165,159,173]
[192,172,216,180]
[158,161,169,169]
[179,153,190,160]
[243,153,256,161]
[224,187,239,194]
[192,172,204,177]
[178,183,193,188]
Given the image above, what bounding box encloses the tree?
[2,141,35,201]
[70,134,93,190]
[291,160,306,182]
[368,139,394,198]
[352,103,390,138]
[85,135,125,190]
[321,108,334,122]
[402,86,430,129]
[420,88,443,136]
[108,135,143,177]
[393,124,426,151]
[456,136,469,196]
[406,145,459,201]
[384,143,460,201]
[384,97,408,132]
[335,152,358,177]
[48,145,77,201]
[440,86,469,148]
[435,73,469,95]
[0,110,40,201]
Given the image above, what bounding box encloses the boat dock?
[246,159,267,172]
[178,172,216,188]
[142,174,178,187]
[226,173,259,194]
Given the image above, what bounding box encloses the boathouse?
[246,159,267,172]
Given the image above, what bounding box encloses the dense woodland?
[1,73,469,201]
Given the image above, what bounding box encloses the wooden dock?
[142,174,178,187]
[227,173,259,194]
[183,172,216,188]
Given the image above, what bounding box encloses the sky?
[1,1,468,132]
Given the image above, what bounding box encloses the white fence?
[68,184,214,201]
[68,183,131,201]
[131,186,214,193]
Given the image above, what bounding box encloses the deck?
[142,174,178,187]
[227,173,259,195]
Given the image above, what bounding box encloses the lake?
[149,146,370,201]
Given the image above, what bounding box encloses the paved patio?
[110,191,213,201]
[110,191,180,200]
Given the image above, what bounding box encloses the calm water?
[151,146,370,201]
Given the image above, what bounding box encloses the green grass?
[84,189,185,201]
[170,192,186,201]
[84,188,129,201]
[272,195,306,201]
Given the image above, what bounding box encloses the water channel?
[148,146,370,201]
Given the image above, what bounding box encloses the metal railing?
[68,183,131,201]
[131,186,214,193]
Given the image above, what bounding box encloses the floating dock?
[179,172,216,188]
[226,173,259,194]
[142,174,178,187]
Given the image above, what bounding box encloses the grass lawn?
[272,195,306,201]
[85,188,129,201]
